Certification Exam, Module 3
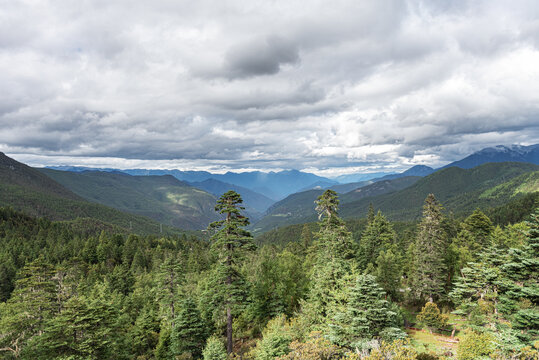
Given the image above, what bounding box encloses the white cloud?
[1,0,539,176]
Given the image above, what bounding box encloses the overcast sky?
[1,0,539,176]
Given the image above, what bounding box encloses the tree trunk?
[227,306,233,354]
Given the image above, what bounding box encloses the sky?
[1,0,539,177]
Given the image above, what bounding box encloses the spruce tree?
[302,190,356,328]
[359,211,396,269]
[410,194,448,302]
[208,190,256,354]
[329,275,405,350]
[170,296,207,359]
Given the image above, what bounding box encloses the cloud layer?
[1,0,539,175]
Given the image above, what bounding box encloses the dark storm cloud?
[1,0,539,175]
[224,36,300,79]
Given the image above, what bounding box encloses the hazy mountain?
[333,172,394,184]
[441,144,539,169]
[47,167,336,201]
[328,181,373,194]
[0,153,183,234]
[376,165,435,181]
[188,178,275,217]
[254,162,539,232]
[253,176,421,233]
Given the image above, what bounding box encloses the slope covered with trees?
[39,169,220,230]
[0,153,184,235]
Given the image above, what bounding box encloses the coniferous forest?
[0,188,537,360]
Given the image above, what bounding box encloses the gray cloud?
[1,0,539,175]
[224,36,300,79]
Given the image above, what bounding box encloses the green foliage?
[457,329,494,360]
[359,211,397,269]
[170,296,207,359]
[416,302,448,332]
[276,331,343,360]
[360,339,418,360]
[409,194,448,302]
[251,315,293,360]
[329,275,405,350]
[202,335,228,360]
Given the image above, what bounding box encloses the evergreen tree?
[0,256,57,358]
[375,249,402,301]
[359,211,396,269]
[170,296,207,359]
[157,256,183,327]
[328,275,405,350]
[410,194,448,302]
[302,190,356,328]
[202,336,228,360]
[208,191,256,354]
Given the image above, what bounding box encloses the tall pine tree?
[410,194,448,302]
[208,191,256,354]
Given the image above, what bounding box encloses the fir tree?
[359,211,396,269]
[302,190,356,328]
[410,194,448,302]
[329,275,405,350]
[170,296,207,359]
[208,191,256,354]
[202,336,228,360]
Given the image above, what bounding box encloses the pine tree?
[410,194,448,302]
[359,211,396,269]
[302,190,356,328]
[328,275,405,350]
[170,296,207,359]
[208,191,256,354]
[375,249,402,301]
[157,256,184,327]
[202,336,228,360]
[0,256,57,358]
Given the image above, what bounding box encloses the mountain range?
[2,143,538,235]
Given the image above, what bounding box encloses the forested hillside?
[39,169,220,230]
[256,162,539,231]
[0,153,184,235]
[1,188,537,359]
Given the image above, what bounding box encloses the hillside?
[340,162,539,221]
[188,178,274,217]
[39,169,220,230]
[254,162,539,232]
[0,153,183,235]
[253,176,420,233]
[441,144,539,169]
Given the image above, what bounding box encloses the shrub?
[416,302,448,332]
[457,329,494,360]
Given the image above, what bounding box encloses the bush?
[457,329,494,360]
[416,302,448,332]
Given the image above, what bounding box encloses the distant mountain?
[341,176,422,203]
[188,178,275,217]
[442,144,539,169]
[376,165,435,181]
[0,153,183,235]
[39,169,220,230]
[333,172,394,184]
[329,180,372,194]
[340,162,539,221]
[253,176,421,233]
[254,162,539,232]
[252,189,323,233]
[47,167,337,201]
[298,180,339,192]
